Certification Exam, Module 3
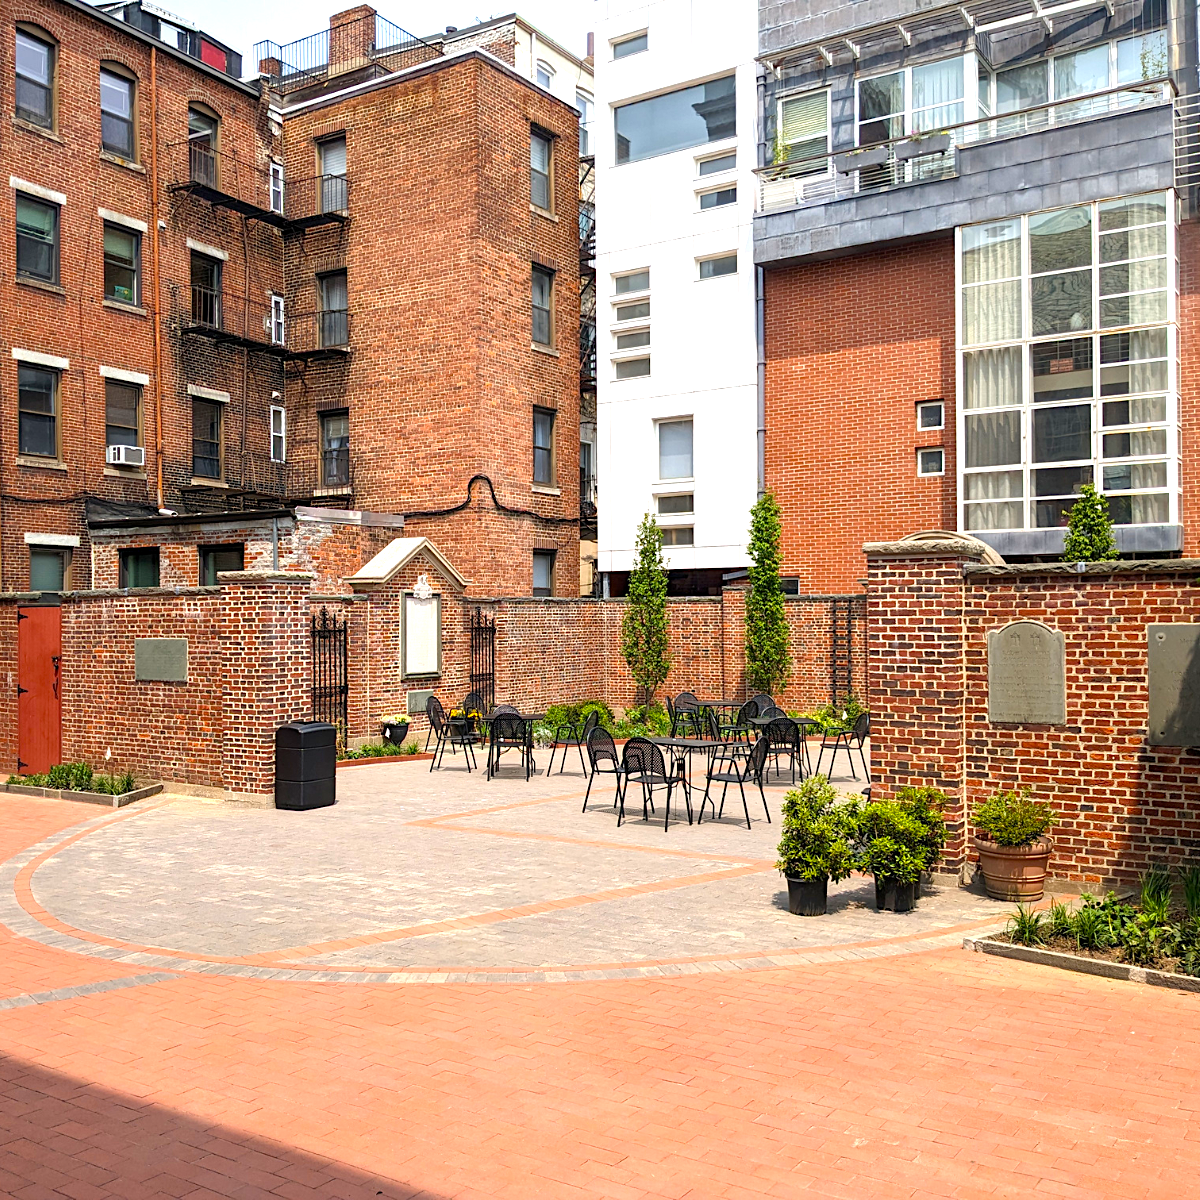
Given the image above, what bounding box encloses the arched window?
[100,62,137,159]
[16,25,56,129]
[187,103,220,186]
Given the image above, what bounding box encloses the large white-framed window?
[956,191,1177,535]
[658,418,693,481]
[270,404,286,462]
[777,89,830,178]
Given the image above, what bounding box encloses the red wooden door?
[18,606,61,775]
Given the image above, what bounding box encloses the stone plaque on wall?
[134,638,188,683]
[987,621,1066,725]
[402,593,441,678]
[1148,625,1200,746]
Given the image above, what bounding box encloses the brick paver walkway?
[1,768,1198,1198]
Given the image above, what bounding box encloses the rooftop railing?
[756,78,1172,214]
[254,13,441,96]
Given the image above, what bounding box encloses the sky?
[147,0,594,72]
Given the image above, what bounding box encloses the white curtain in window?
[913,57,964,130]
[964,346,1022,408]
[965,409,1022,467]
[659,420,693,479]
[962,220,1020,283]
[965,500,1023,530]
[964,470,1023,501]
[1130,492,1169,523]
[963,282,1021,345]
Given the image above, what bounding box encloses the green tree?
[745,491,792,694]
[1062,483,1119,563]
[621,513,670,710]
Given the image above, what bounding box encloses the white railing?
[757,78,1173,214]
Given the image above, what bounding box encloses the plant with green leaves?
[1006,904,1046,946]
[973,786,1056,847]
[745,490,791,695]
[1062,482,1119,563]
[856,801,926,886]
[895,786,948,873]
[775,777,856,883]
[802,693,866,736]
[620,513,671,711]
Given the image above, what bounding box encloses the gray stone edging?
[964,559,1200,579]
[964,934,1200,993]
[2,782,162,808]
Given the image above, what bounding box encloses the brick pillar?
[864,537,989,868]
[329,5,376,76]
[219,572,313,799]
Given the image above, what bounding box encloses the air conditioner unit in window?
[106,444,145,467]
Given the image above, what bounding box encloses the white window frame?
[697,182,737,212]
[656,417,694,482]
[270,404,286,462]
[776,88,832,178]
[536,60,555,90]
[854,55,978,149]
[611,30,648,59]
[917,400,945,431]
[696,150,737,178]
[954,190,1179,535]
[269,161,284,214]
[917,447,945,476]
[697,252,738,280]
[269,294,285,345]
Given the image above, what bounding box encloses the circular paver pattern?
[5,759,1012,982]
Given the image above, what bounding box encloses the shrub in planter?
[972,786,1056,902]
[775,777,855,916]
[857,801,926,912]
[895,786,949,895]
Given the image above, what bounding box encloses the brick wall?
[867,538,1200,886]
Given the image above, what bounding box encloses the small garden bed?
[338,740,424,762]
[6,762,159,808]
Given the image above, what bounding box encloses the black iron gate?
[311,606,348,730]
[829,597,856,705]
[470,607,495,713]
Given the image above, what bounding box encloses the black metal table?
[648,737,746,805]
[483,712,544,780]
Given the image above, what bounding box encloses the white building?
[593,0,759,595]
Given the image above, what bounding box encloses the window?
[190,251,221,327]
[269,161,284,214]
[779,91,829,177]
[658,494,693,514]
[614,270,649,295]
[699,152,736,175]
[532,265,554,346]
[661,527,694,546]
[532,550,555,596]
[615,328,649,349]
[270,405,286,462]
[699,253,737,279]
[192,398,222,479]
[119,548,159,588]
[318,270,348,347]
[857,59,963,183]
[99,67,135,158]
[270,294,285,345]
[615,300,650,321]
[536,61,554,90]
[533,407,555,485]
[199,543,244,585]
[318,136,347,213]
[105,380,140,447]
[918,448,945,476]
[612,31,648,58]
[18,365,57,458]
[958,193,1175,533]
[615,75,735,164]
[700,186,736,210]
[321,410,349,486]
[30,548,68,592]
[659,419,693,479]
[615,357,650,379]
[187,105,219,186]
[16,194,58,284]
[16,29,54,128]
[103,223,139,304]
[576,91,593,156]
[917,400,945,430]
[531,129,553,211]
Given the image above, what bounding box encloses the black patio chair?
[427,695,479,773]
[816,712,870,782]
[583,726,622,812]
[700,735,771,829]
[719,700,757,743]
[619,737,691,830]
[764,716,803,784]
[487,713,534,780]
[759,705,787,721]
[671,692,702,738]
[749,693,775,715]
[549,709,599,776]
[461,691,486,720]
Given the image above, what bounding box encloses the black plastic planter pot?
[381,722,409,747]
[786,876,829,916]
[875,876,916,913]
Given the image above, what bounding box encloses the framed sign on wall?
[402,576,441,678]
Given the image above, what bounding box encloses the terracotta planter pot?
[974,836,1052,902]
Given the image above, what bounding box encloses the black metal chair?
[719,700,757,743]
[549,709,599,776]
[749,693,775,715]
[764,716,803,784]
[461,691,486,719]
[620,737,691,830]
[793,717,818,777]
[700,735,771,829]
[759,704,787,721]
[671,692,702,738]
[583,726,622,812]
[816,712,870,782]
[427,695,479,772]
[487,713,533,780]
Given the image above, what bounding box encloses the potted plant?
[895,786,949,897]
[857,801,926,912]
[380,715,410,746]
[972,786,1056,901]
[775,778,855,916]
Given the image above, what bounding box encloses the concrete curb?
[964,934,1200,993]
[3,782,162,808]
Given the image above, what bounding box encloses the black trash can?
[275,721,337,810]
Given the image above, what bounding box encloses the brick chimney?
[329,5,376,77]
[258,55,282,78]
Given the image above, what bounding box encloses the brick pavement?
[1,775,1198,1198]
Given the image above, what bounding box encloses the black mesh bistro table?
[483,712,543,780]
[648,737,746,807]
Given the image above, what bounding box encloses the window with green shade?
[103,223,139,305]
[16,194,58,283]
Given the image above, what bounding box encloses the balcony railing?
[254,13,442,96]
[756,78,1172,214]
[187,286,285,352]
[288,310,352,357]
[167,141,351,228]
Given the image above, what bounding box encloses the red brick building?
[1,0,582,598]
